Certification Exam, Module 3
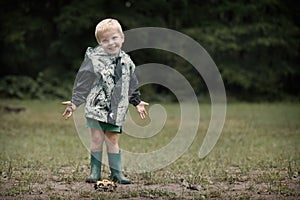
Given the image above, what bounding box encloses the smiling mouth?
[108,46,118,51]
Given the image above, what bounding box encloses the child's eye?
[102,39,108,43]
[112,36,119,40]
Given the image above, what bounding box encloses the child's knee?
[105,131,118,144]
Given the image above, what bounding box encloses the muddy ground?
[1,166,299,199]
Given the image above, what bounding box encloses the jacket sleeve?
[71,55,97,107]
[128,62,141,106]
[129,88,141,106]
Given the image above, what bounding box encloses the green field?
[0,99,299,199]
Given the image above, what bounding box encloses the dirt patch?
[0,166,299,199]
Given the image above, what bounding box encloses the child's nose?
[108,39,114,45]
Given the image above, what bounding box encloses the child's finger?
[61,101,72,106]
[62,110,67,116]
[139,110,146,119]
[64,111,72,119]
[139,113,144,119]
[62,108,69,116]
[67,112,72,119]
[62,107,73,119]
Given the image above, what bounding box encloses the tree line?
[0,0,299,101]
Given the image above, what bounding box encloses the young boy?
[62,18,148,184]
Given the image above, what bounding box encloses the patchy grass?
[0,99,299,199]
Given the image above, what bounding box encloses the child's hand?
[61,101,77,119]
[136,101,149,119]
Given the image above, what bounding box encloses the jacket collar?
[88,45,125,59]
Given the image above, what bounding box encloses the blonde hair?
[95,18,124,44]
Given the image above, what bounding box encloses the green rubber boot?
[108,151,131,184]
[85,151,102,183]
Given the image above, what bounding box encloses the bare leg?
[91,128,105,152]
[104,130,119,153]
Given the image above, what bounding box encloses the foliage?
[0,76,38,99]
[0,0,299,101]
[0,73,73,99]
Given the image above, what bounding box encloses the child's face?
[99,30,124,56]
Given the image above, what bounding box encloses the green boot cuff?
[86,151,102,183]
[108,152,131,184]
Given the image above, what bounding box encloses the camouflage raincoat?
[71,46,141,126]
